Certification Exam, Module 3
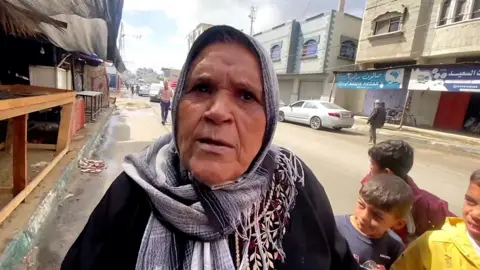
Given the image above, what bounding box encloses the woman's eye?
[193,84,210,93]
[240,90,255,101]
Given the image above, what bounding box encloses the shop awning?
[5,0,125,72]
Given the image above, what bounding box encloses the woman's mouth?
[196,138,234,154]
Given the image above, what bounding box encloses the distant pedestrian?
[367,100,386,145]
[159,81,173,125]
[130,85,135,97]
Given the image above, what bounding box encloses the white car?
[138,84,150,96]
[278,100,354,130]
[149,83,164,102]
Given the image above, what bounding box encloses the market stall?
[0,84,75,224]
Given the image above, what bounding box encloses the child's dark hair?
[368,140,414,180]
[470,169,480,184]
[360,174,413,218]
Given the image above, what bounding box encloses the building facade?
[187,23,214,50]
[335,0,480,133]
[253,10,362,105]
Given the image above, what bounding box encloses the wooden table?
[0,85,76,224]
[76,91,103,122]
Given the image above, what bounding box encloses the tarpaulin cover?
[6,0,125,72]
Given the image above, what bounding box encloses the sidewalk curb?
[351,125,480,156]
[0,108,114,270]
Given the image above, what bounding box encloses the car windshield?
[317,102,344,110]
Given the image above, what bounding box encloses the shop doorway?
[463,93,480,134]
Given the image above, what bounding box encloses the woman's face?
[176,42,266,186]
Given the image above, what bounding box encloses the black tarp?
[6,0,125,72]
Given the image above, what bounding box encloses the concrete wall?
[293,13,331,73]
[423,0,480,58]
[254,21,295,74]
[356,0,429,63]
[409,90,441,127]
[326,12,362,72]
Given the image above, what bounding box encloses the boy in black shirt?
[336,174,413,269]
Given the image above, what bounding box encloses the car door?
[298,101,318,123]
[284,101,305,122]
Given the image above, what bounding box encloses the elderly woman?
[61,26,358,270]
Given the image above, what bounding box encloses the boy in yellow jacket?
[391,169,480,269]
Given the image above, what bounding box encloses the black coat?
[368,106,387,128]
[61,160,359,270]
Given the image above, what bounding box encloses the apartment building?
[187,23,214,50]
[253,7,362,104]
[335,0,480,133]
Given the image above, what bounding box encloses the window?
[302,40,318,57]
[339,40,357,60]
[454,0,467,22]
[303,102,318,109]
[270,45,281,61]
[473,0,480,18]
[439,0,451,25]
[290,101,305,108]
[374,17,401,35]
[319,102,344,110]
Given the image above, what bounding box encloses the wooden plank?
[0,147,68,225]
[4,119,13,153]
[0,97,74,121]
[0,92,74,112]
[56,102,74,154]
[12,115,27,196]
[28,143,56,150]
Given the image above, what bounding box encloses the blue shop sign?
[409,66,480,92]
[336,69,404,90]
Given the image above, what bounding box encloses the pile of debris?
[78,158,107,173]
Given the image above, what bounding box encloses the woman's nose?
[203,91,233,125]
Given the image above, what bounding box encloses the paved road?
[24,96,477,269]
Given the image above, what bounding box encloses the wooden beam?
[27,143,56,150]
[0,147,68,225]
[0,97,74,121]
[0,92,74,111]
[56,102,74,154]
[12,115,27,196]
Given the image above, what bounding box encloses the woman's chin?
[189,160,240,187]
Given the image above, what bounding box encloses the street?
[23,96,477,269]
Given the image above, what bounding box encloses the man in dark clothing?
[367,100,386,145]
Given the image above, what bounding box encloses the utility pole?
[248,5,257,36]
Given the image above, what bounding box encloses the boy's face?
[463,183,480,241]
[352,197,406,239]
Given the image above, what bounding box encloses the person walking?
[130,85,135,97]
[367,100,386,145]
[61,25,359,270]
[159,81,173,125]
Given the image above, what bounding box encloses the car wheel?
[278,111,285,122]
[310,116,322,130]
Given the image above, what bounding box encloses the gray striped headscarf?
[123,25,304,270]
